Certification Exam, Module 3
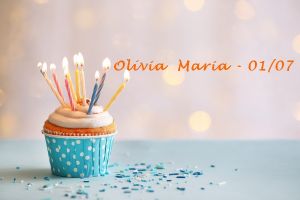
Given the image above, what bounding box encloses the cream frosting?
[47,105,114,128]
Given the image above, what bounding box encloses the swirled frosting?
[47,105,113,128]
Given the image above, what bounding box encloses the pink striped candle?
[50,64,64,100]
[65,78,75,111]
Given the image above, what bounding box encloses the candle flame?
[95,70,100,80]
[78,52,84,66]
[62,57,69,75]
[41,62,47,73]
[73,54,79,67]
[102,57,111,71]
[124,70,130,82]
[37,62,42,69]
[50,63,56,71]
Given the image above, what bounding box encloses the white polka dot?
[92,139,96,143]
[76,160,80,165]
[72,155,76,159]
[84,165,88,169]
[46,139,50,143]
[55,148,60,152]
[67,174,71,177]
[64,141,67,145]
[61,154,66,158]
[71,142,75,146]
[67,148,70,153]
[87,146,92,151]
[80,173,84,177]
[52,139,56,143]
[85,156,90,160]
[80,152,84,157]
[73,168,78,172]
[66,161,71,166]
[76,140,81,144]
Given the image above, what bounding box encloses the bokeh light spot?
[75,8,95,30]
[0,112,17,137]
[33,0,48,5]
[184,0,205,12]
[162,67,185,86]
[189,111,211,132]
[292,35,300,54]
[234,0,255,20]
[0,89,6,107]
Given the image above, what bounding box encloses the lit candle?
[78,52,87,106]
[104,70,130,111]
[87,71,100,114]
[62,57,77,103]
[63,60,76,111]
[50,64,64,100]
[94,57,111,105]
[74,54,81,102]
[38,62,66,107]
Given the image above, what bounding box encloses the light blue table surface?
[0,140,300,200]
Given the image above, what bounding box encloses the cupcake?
[42,105,117,178]
[38,54,130,178]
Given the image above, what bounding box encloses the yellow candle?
[63,57,77,103]
[104,70,130,111]
[78,52,87,106]
[74,54,81,102]
[38,62,66,107]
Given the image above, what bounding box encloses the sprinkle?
[140,163,146,166]
[33,176,37,179]
[177,187,186,191]
[133,183,139,186]
[169,173,179,176]
[121,186,129,190]
[209,182,213,185]
[210,165,215,168]
[131,187,139,191]
[146,189,154,193]
[137,168,146,172]
[218,181,227,186]
[83,180,90,183]
[155,164,165,170]
[71,195,77,199]
[16,166,20,170]
[115,174,125,178]
[192,172,203,176]
[43,176,50,181]
[110,185,118,188]
[167,179,172,182]
[123,190,131,194]
[200,187,205,190]
[129,167,136,170]
[99,189,106,192]
[13,178,16,183]
[64,193,69,197]
[176,176,186,179]
[234,168,238,171]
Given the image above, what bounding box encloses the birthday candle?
[38,62,66,107]
[94,57,111,105]
[50,64,64,100]
[87,71,100,114]
[73,54,81,102]
[78,52,87,106]
[62,57,77,103]
[104,70,130,111]
[63,61,76,111]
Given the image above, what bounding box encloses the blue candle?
[87,71,100,114]
[93,72,106,105]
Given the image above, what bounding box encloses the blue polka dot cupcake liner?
[44,133,116,178]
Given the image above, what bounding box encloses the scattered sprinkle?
[99,189,106,192]
[176,187,186,191]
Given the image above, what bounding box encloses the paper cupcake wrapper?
[44,133,115,178]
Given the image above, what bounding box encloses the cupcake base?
[44,133,116,178]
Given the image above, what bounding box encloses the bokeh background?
[1,0,300,140]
